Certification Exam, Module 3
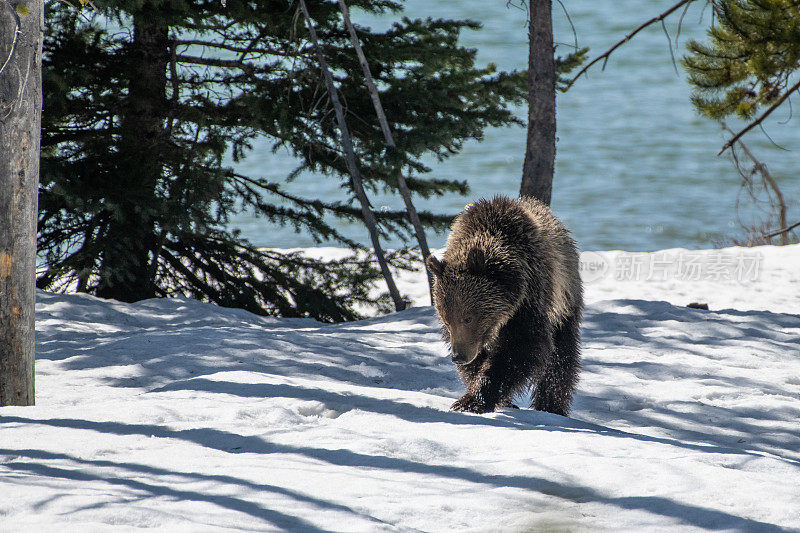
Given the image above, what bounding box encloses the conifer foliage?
[39,0,527,321]
[684,0,800,122]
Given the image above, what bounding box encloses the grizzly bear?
[426,196,583,415]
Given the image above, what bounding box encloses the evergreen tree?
[40,0,527,321]
[684,0,800,242]
[684,0,800,128]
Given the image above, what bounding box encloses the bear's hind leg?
[532,312,581,416]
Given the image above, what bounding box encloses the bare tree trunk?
[336,0,434,305]
[520,0,556,205]
[0,0,42,406]
[298,0,405,312]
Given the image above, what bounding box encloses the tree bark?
[0,0,42,406]
[95,6,168,302]
[520,0,556,205]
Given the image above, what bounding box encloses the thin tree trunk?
[520,0,556,205]
[298,0,405,312]
[336,0,434,305]
[96,7,168,302]
[0,0,42,406]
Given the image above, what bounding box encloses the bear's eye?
[463,317,473,324]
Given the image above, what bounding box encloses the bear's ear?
[466,248,487,276]
[426,255,446,278]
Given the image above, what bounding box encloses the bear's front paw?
[451,394,492,413]
[497,399,520,409]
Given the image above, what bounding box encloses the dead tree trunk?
[520,0,556,205]
[336,0,434,304]
[298,0,406,312]
[0,0,42,406]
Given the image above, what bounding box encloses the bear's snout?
[450,341,479,365]
[451,352,468,365]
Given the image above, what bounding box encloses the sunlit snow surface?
[2,246,799,531]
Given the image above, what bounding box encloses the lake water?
[231,0,800,252]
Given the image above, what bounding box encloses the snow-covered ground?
[2,245,799,531]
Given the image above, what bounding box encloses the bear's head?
[426,248,518,366]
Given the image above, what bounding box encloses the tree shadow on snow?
[0,447,390,532]
[149,377,800,468]
[579,300,800,463]
[28,294,800,528]
[0,416,792,532]
[36,304,458,398]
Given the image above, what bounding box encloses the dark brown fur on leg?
[452,305,553,413]
[532,311,581,415]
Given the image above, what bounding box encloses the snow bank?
[1,245,799,531]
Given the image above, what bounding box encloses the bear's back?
[445,196,582,324]
[517,196,582,323]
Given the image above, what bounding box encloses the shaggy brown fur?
[426,196,583,415]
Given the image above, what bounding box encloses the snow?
[2,245,799,531]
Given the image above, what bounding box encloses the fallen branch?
[298,0,406,312]
[337,0,434,304]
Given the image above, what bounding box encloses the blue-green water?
[231,0,800,251]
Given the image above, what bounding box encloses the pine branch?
[721,121,788,245]
[230,172,346,214]
[176,54,256,72]
[174,39,301,58]
[717,77,800,155]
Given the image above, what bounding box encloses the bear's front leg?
[450,335,547,414]
[450,373,503,413]
[451,393,518,412]
[450,392,492,413]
